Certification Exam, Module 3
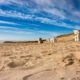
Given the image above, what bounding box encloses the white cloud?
[54,22,80,30]
[43,8,65,19]
[38,30,60,36]
[34,0,51,6]
[0,29,34,35]
[0,20,19,25]
[35,17,56,24]
[0,9,33,20]
[0,0,23,5]
[34,0,73,10]
[0,0,80,28]
[0,26,35,35]
[0,0,78,23]
[0,25,60,36]
[0,26,19,30]
[32,0,80,22]
[0,0,10,4]
[35,17,80,30]
[0,26,34,31]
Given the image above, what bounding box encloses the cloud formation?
[0,9,33,20]
[0,26,34,35]
[38,30,60,36]
[0,20,19,25]
[0,0,80,24]
[0,0,80,40]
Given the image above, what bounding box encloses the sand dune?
[0,41,80,80]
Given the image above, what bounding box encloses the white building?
[47,38,56,43]
[73,30,80,41]
[38,38,43,43]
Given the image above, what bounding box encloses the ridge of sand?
[0,41,80,80]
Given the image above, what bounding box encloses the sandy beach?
[0,41,80,80]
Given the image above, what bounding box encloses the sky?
[0,0,80,41]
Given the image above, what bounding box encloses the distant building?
[47,38,56,43]
[38,38,43,44]
[46,38,50,43]
[73,30,80,41]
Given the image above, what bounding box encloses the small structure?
[50,38,56,43]
[38,38,43,44]
[47,38,56,43]
[46,38,50,43]
[73,30,80,41]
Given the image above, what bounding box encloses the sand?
[0,41,80,80]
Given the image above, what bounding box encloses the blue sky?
[0,0,80,41]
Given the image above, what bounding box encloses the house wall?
[73,30,80,41]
